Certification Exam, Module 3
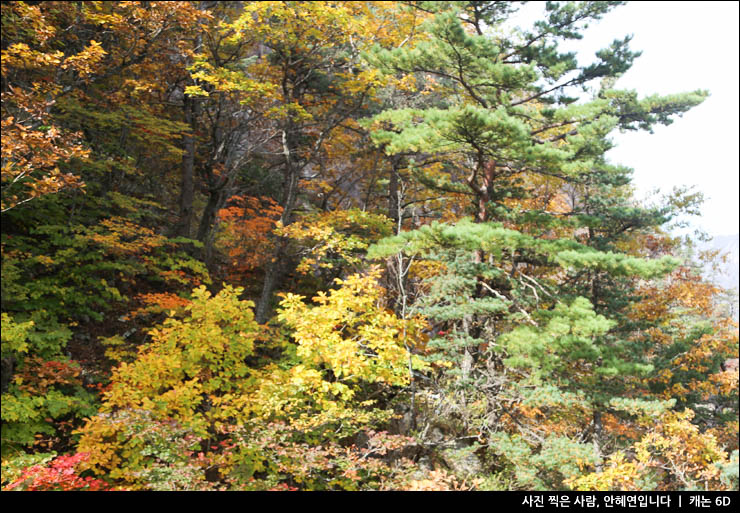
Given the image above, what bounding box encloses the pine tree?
[366,1,711,489]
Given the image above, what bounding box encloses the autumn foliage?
[5,452,115,491]
[1,0,737,492]
[216,195,283,281]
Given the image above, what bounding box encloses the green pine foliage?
[1,1,736,491]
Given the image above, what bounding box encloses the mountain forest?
[1,1,738,492]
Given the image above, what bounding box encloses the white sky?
[510,1,739,237]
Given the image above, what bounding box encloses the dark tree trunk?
[476,160,496,223]
[196,186,224,265]
[389,156,400,229]
[1,356,14,394]
[173,96,197,238]
[256,243,284,323]
[471,160,496,263]
[196,189,221,243]
[593,409,604,472]
[256,129,300,324]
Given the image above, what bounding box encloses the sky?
[509,1,740,237]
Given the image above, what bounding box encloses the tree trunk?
[256,129,300,324]
[592,409,604,472]
[388,156,400,228]
[173,96,196,238]
[471,160,496,262]
[256,243,285,323]
[196,183,234,267]
[196,187,221,252]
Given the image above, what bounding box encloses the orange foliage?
[216,196,283,281]
[16,357,82,395]
[666,320,739,401]
[511,402,592,440]
[602,413,642,441]
[1,1,204,211]
[128,292,192,319]
[399,469,482,491]
[630,267,718,325]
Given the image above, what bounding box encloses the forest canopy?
[1,1,737,492]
